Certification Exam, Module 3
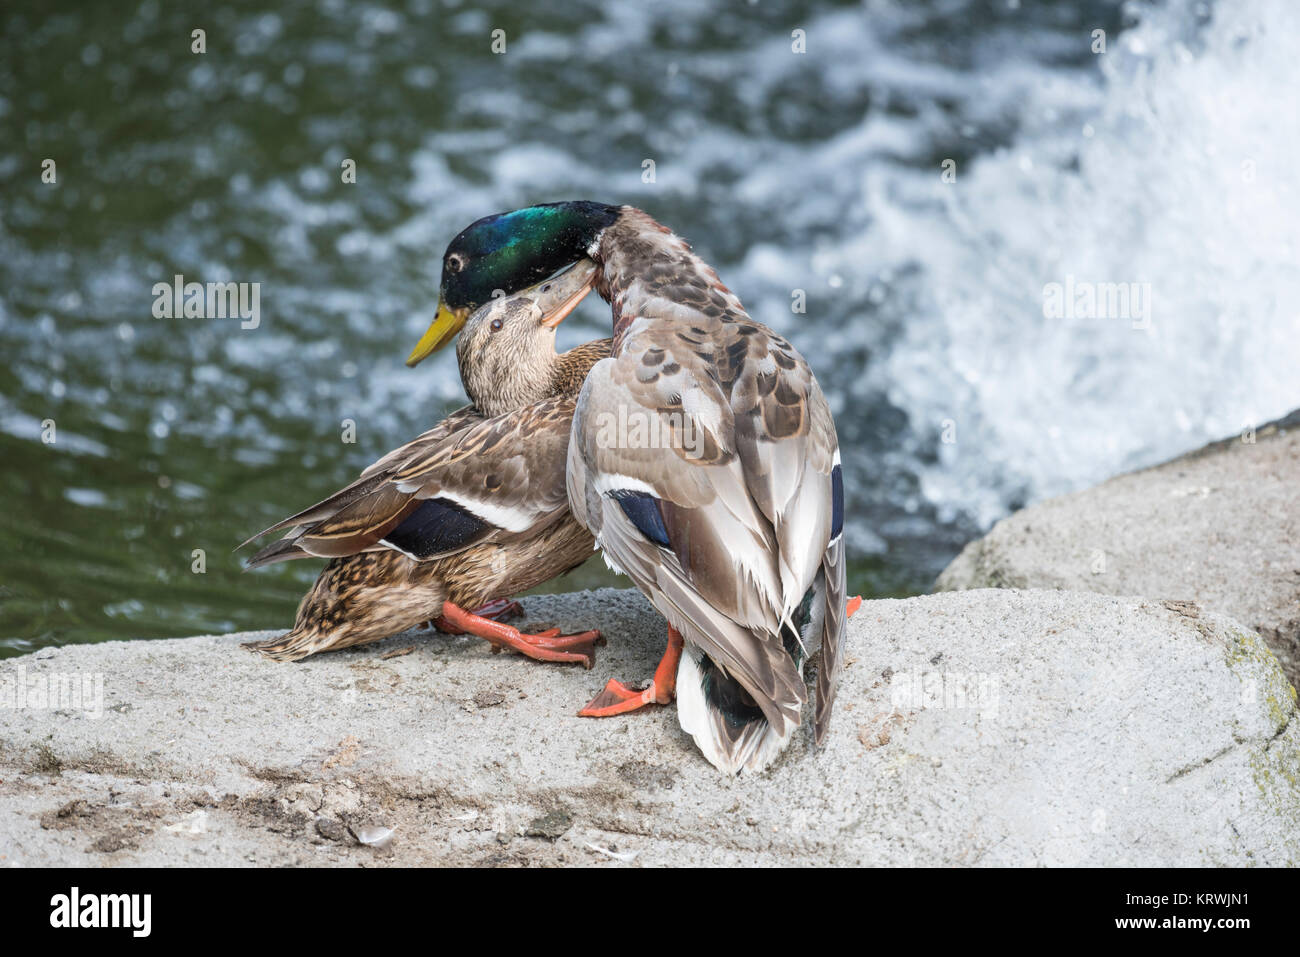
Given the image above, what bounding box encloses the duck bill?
[405,301,468,367]
[538,259,599,329]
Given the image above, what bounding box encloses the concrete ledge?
[936,411,1300,689]
[2,588,1296,866]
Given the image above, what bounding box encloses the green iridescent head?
[406,200,620,365]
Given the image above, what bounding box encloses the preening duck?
[241,260,609,666]
[407,202,859,774]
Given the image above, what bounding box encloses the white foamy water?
[830,0,1300,530]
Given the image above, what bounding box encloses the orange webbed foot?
[578,625,683,718]
[578,679,661,716]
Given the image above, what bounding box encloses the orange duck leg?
[579,598,862,718]
[437,600,603,669]
[431,598,524,633]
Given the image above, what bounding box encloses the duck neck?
[462,338,561,418]
[552,338,614,396]
[591,207,747,348]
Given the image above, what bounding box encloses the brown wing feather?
[577,207,847,748]
[239,405,482,552]
[570,317,842,738]
[246,397,579,568]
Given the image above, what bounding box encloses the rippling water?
[2,0,1297,654]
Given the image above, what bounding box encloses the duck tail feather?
[245,534,310,569]
[240,627,324,662]
[677,645,796,775]
[242,558,350,660]
[813,537,846,744]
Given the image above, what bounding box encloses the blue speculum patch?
[831,464,844,539]
[610,489,671,548]
[385,498,489,559]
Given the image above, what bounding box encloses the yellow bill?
[406,260,598,367]
[405,301,468,367]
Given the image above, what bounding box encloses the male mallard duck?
[241,259,610,665]
[407,202,859,774]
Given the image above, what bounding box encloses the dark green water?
[22,0,1278,656]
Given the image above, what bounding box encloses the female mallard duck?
[241,259,610,666]
[406,202,860,774]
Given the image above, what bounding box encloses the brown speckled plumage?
[568,206,847,773]
[241,283,610,662]
[254,514,596,661]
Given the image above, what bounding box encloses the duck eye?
[490,318,503,332]
[446,254,465,274]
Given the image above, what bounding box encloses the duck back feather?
[676,574,828,775]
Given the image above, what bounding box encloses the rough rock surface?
[936,412,1300,689]
[2,588,1295,866]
